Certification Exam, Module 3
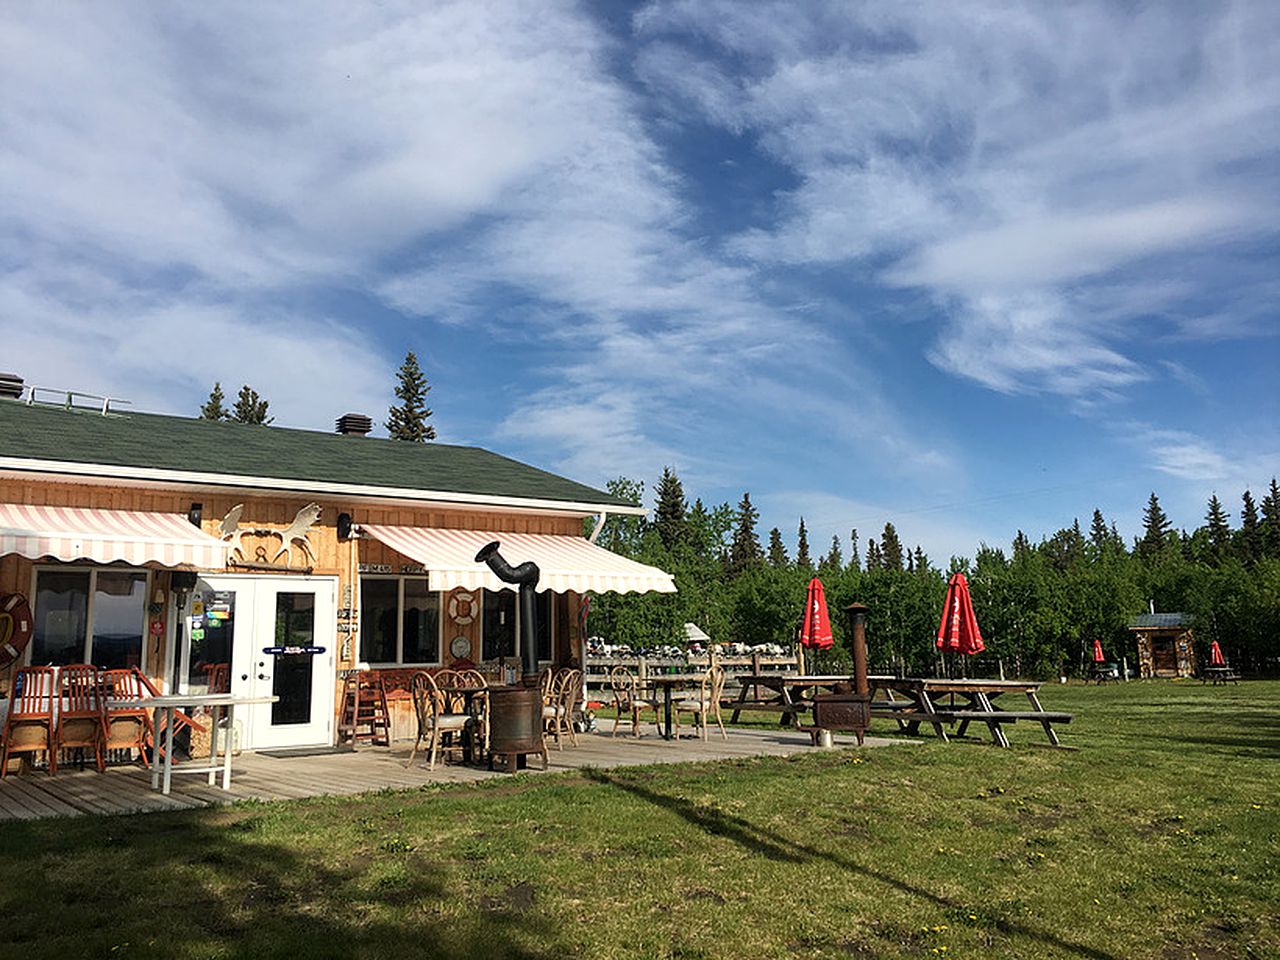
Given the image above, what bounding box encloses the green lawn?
[0,681,1277,960]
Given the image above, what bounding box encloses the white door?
[182,575,336,750]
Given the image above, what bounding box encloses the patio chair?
[406,671,470,770]
[542,669,581,749]
[608,666,661,738]
[201,662,230,694]
[673,664,728,741]
[55,664,107,772]
[134,670,205,760]
[456,669,490,755]
[101,668,153,766]
[1,666,57,776]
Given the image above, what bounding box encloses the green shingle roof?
[1128,613,1193,629]
[0,399,639,511]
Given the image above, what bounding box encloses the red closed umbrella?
[799,577,834,650]
[936,572,984,655]
[1092,639,1106,663]
[1209,641,1225,667]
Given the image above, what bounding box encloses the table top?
[117,694,280,708]
[646,674,709,686]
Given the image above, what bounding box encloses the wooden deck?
[0,727,905,821]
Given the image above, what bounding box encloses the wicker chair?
[1,666,57,776]
[673,664,728,741]
[608,666,661,738]
[406,671,471,770]
[542,669,581,749]
[456,669,490,756]
[55,664,107,772]
[101,668,153,766]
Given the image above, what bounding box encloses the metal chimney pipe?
[475,541,541,686]
[845,603,870,696]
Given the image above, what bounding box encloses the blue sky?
[2,2,1277,562]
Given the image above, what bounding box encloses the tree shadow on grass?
[584,768,1121,960]
[0,809,565,960]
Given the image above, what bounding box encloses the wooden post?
[1121,656,1129,682]
[751,651,761,676]
[638,656,648,686]
[998,658,1005,681]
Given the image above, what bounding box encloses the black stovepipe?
[474,540,541,685]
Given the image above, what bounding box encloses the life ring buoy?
[448,591,477,626]
[0,593,34,670]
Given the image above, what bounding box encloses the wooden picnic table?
[730,674,1072,748]
[1201,666,1239,685]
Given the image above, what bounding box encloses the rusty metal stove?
[810,603,872,745]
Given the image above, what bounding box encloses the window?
[31,568,148,669]
[534,592,553,663]
[358,577,440,665]
[482,589,516,661]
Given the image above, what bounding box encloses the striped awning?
[358,525,676,595]
[0,503,229,568]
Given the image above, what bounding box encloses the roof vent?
[0,373,23,399]
[336,412,373,437]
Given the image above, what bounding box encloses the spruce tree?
[1261,478,1280,559]
[1239,490,1261,565]
[865,539,881,570]
[913,546,928,573]
[767,528,788,568]
[653,467,689,551]
[1138,493,1172,559]
[200,382,229,421]
[880,522,904,571]
[728,492,763,576]
[822,534,842,570]
[849,528,861,571]
[231,385,272,425]
[1204,494,1232,561]
[795,518,812,570]
[385,350,436,441]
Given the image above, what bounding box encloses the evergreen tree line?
[198,350,435,439]
[589,470,1280,678]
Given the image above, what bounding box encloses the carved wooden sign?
[219,502,322,569]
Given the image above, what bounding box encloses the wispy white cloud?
[635,0,1280,402]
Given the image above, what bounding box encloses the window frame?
[357,574,443,667]
[478,588,557,665]
[28,564,153,672]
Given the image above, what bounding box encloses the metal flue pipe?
[845,603,870,696]
[475,540,541,686]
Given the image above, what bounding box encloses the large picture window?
[359,577,440,665]
[482,589,516,661]
[31,567,149,669]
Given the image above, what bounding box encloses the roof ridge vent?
[336,412,373,436]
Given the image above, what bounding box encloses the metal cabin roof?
[0,399,640,513]
[1128,613,1194,629]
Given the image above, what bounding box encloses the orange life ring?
[448,591,477,626]
[0,593,34,670]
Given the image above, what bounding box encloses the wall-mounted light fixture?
[188,502,203,527]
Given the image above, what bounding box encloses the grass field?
[0,680,1276,959]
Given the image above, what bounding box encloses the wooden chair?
[542,669,581,749]
[201,662,230,693]
[456,669,490,755]
[134,670,205,760]
[55,664,107,772]
[101,668,153,766]
[406,671,470,770]
[673,664,728,741]
[608,666,660,738]
[1,666,57,776]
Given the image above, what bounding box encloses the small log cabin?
[1128,613,1195,679]
[0,394,674,751]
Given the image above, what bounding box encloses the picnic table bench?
[1201,665,1240,685]
[729,674,1071,748]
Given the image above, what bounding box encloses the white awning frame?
[0,503,230,568]
[358,525,676,596]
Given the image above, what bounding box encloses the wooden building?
[0,395,674,751]
[1127,613,1195,679]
